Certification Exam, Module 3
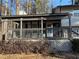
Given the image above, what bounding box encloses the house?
[1,5,79,52]
[0,13,72,52]
[53,5,79,39]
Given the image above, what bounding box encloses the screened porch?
[1,14,74,40]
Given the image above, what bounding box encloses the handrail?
[8,28,46,30]
[72,30,79,35]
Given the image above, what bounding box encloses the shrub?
[71,39,79,53]
[0,40,50,55]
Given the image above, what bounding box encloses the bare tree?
[23,0,49,15]
[35,0,48,14]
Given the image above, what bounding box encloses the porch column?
[2,20,4,34]
[20,18,23,39]
[0,18,2,40]
[10,20,13,39]
[4,19,8,40]
[41,17,43,39]
[68,15,72,40]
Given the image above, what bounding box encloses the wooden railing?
[7,27,79,40]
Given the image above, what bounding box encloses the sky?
[50,0,72,7]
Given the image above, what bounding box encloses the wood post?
[20,18,23,39]
[41,17,43,39]
[2,20,3,33]
[2,19,8,41]
[68,15,72,40]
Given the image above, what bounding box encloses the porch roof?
[0,13,69,20]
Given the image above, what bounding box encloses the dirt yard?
[0,54,63,59]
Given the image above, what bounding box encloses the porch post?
[68,15,72,40]
[2,20,4,34]
[41,17,43,39]
[0,18,2,40]
[5,19,8,40]
[20,18,23,39]
[11,20,13,39]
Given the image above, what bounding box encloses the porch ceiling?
[0,13,69,21]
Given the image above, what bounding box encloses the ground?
[0,53,79,59]
[0,54,62,59]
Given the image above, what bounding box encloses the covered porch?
[1,13,71,40]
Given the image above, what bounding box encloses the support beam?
[41,17,43,39]
[20,18,23,39]
[68,15,72,40]
[11,20,13,30]
[4,19,8,40]
[10,20,13,39]
[2,20,4,33]
[1,18,41,21]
